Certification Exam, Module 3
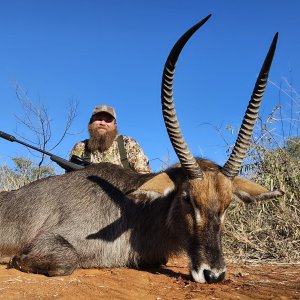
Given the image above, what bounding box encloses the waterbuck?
[0,15,282,284]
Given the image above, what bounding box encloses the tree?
[13,83,78,179]
[0,157,56,191]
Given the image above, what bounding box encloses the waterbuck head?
[130,15,282,284]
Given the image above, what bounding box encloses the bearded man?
[69,105,151,174]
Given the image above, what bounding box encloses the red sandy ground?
[0,256,299,299]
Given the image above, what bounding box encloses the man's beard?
[88,124,118,152]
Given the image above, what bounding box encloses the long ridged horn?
[161,15,211,179]
[222,33,278,179]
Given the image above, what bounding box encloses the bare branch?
[13,83,78,178]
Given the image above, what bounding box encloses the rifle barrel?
[0,131,53,157]
[0,131,84,171]
[0,131,16,142]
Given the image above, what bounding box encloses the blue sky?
[0,0,299,172]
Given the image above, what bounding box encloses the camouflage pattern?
[92,105,116,119]
[69,135,151,174]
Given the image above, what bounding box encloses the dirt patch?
[0,256,299,299]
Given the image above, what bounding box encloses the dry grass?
[223,146,300,263]
[224,198,299,263]
[223,79,300,263]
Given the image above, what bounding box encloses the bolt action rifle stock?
[0,131,90,172]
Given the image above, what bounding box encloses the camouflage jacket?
[69,135,151,174]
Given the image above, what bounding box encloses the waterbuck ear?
[233,177,283,203]
[126,173,175,201]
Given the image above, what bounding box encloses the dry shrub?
[224,197,299,263]
[223,79,300,263]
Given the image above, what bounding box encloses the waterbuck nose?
[203,269,225,284]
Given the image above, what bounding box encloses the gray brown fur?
[0,162,193,273]
[0,158,281,283]
[0,160,215,271]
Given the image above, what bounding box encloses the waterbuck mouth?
[191,263,227,284]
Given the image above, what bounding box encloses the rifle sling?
[117,135,130,169]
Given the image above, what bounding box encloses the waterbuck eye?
[182,191,191,203]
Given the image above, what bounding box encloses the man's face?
[90,112,116,135]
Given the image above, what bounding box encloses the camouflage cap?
[92,105,116,119]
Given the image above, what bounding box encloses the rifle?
[0,131,89,172]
